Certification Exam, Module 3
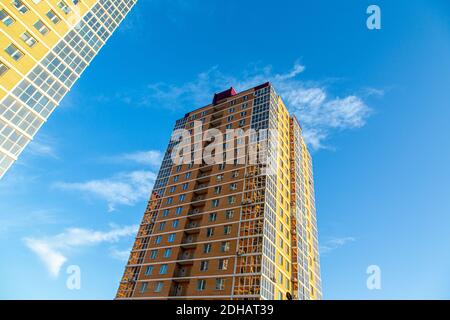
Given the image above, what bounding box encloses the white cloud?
[26,135,59,159]
[24,224,138,278]
[54,170,156,212]
[320,236,356,254]
[0,209,59,235]
[117,61,376,150]
[109,150,163,167]
[110,247,132,262]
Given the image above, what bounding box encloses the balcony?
[188,208,202,215]
[169,285,187,297]
[211,112,223,121]
[181,234,197,248]
[185,221,200,234]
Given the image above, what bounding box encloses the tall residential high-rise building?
[116,82,322,300]
[0,0,137,179]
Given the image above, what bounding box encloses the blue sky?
[1,0,450,299]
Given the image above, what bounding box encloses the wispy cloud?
[106,150,163,167]
[110,247,132,262]
[54,170,156,212]
[26,135,59,159]
[320,236,356,254]
[0,209,60,235]
[103,61,378,150]
[24,224,138,278]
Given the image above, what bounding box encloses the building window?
[215,278,225,291]
[203,243,211,253]
[185,172,191,179]
[12,0,29,14]
[214,186,222,194]
[163,248,172,258]
[150,250,158,259]
[34,20,50,35]
[5,44,23,61]
[154,282,163,293]
[155,236,162,245]
[58,1,72,14]
[206,227,214,237]
[225,210,234,219]
[208,212,217,222]
[179,194,185,202]
[0,10,15,26]
[197,279,206,291]
[140,282,148,293]
[200,260,208,271]
[175,206,182,215]
[227,196,236,205]
[173,175,179,182]
[166,197,173,205]
[46,10,61,24]
[220,241,230,252]
[159,264,168,275]
[162,209,169,217]
[172,220,179,228]
[0,61,9,77]
[168,233,176,243]
[212,199,219,208]
[232,170,239,178]
[176,165,182,172]
[144,266,153,276]
[224,225,232,235]
[218,259,228,270]
[169,186,176,193]
[239,119,245,127]
[182,183,189,190]
[230,183,237,191]
[20,32,37,48]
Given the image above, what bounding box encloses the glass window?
[208,212,217,222]
[154,282,163,293]
[5,44,23,61]
[159,264,168,275]
[0,9,15,26]
[34,20,50,35]
[197,279,206,291]
[220,241,230,252]
[200,260,208,271]
[168,233,176,243]
[20,32,38,48]
[172,220,179,228]
[144,266,153,276]
[215,278,225,290]
[163,248,172,258]
[0,61,9,76]
[224,225,232,235]
[46,10,61,24]
[140,282,148,293]
[150,250,157,259]
[218,259,228,270]
[12,0,29,14]
[206,228,214,237]
[58,1,72,14]
[203,243,211,253]
[155,236,162,244]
